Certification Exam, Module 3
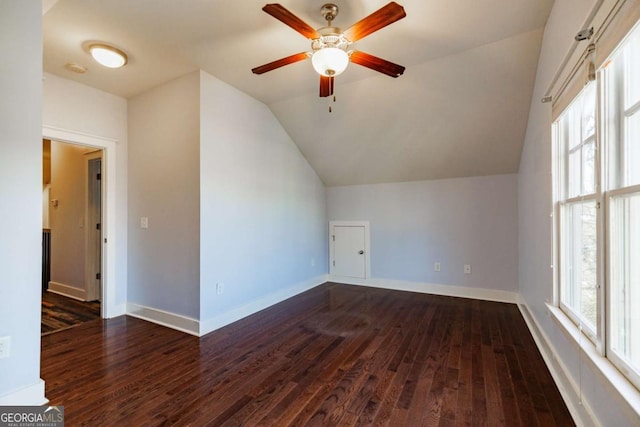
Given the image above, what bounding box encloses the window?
[553,22,640,390]
[554,82,599,338]
[604,25,640,388]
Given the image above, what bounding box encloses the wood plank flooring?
[41,291,101,335]
[41,283,574,426]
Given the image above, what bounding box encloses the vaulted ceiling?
[43,0,553,186]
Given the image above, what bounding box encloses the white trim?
[47,282,87,301]
[546,303,640,421]
[329,276,520,304]
[0,379,48,405]
[126,275,328,337]
[329,221,371,279]
[519,303,596,427]
[519,300,640,426]
[43,125,117,145]
[84,151,102,302]
[199,274,328,336]
[126,303,200,337]
[43,125,118,319]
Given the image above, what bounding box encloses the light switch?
[0,336,10,359]
[140,217,148,229]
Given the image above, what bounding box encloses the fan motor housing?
[312,27,350,53]
[320,4,339,22]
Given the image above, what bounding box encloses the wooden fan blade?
[343,2,406,42]
[319,75,334,97]
[350,51,405,77]
[263,4,320,39]
[252,52,309,74]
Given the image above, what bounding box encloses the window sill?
[546,303,640,419]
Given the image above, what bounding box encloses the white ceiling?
[43,0,553,186]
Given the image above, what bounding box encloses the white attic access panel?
[329,221,371,279]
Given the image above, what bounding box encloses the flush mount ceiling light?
[88,43,128,68]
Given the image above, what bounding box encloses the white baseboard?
[48,282,86,301]
[199,274,328,336]
[123,275,514,339]
[0,379,48,406]
[126,303,200,337]
[329,276,520,304]
[518,303,595,427]
[125,275,328,337]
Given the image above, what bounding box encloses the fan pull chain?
[329,89,337,113]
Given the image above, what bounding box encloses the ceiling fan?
[252,2,406,100]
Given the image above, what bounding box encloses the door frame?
[43,126,117,318]
[329,221,371,279]
[85,151,102,302]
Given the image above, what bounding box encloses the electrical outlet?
[216,283,224,295]
[464,264,472,274]
[0,336,10,359]
[434,262,441,272]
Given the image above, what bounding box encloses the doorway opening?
[42,125,119,324]
[41,139,104,334]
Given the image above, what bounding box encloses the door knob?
[358,250,364,254]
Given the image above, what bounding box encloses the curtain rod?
[542,0,605,102]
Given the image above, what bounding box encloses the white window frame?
[601,33,640,389]
[553,82,602,346]
[552,20,640,393]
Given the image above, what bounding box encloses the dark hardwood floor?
[41,283,574,426]
[41,291,101,335]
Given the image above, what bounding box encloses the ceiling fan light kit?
[252,2,406,107]
[312,47,349,77]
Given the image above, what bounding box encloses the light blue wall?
[199,71,327,322]
[0,1,43,403]
[126,69,327,326]
[128,72,201,318]
[327,174,518,292]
